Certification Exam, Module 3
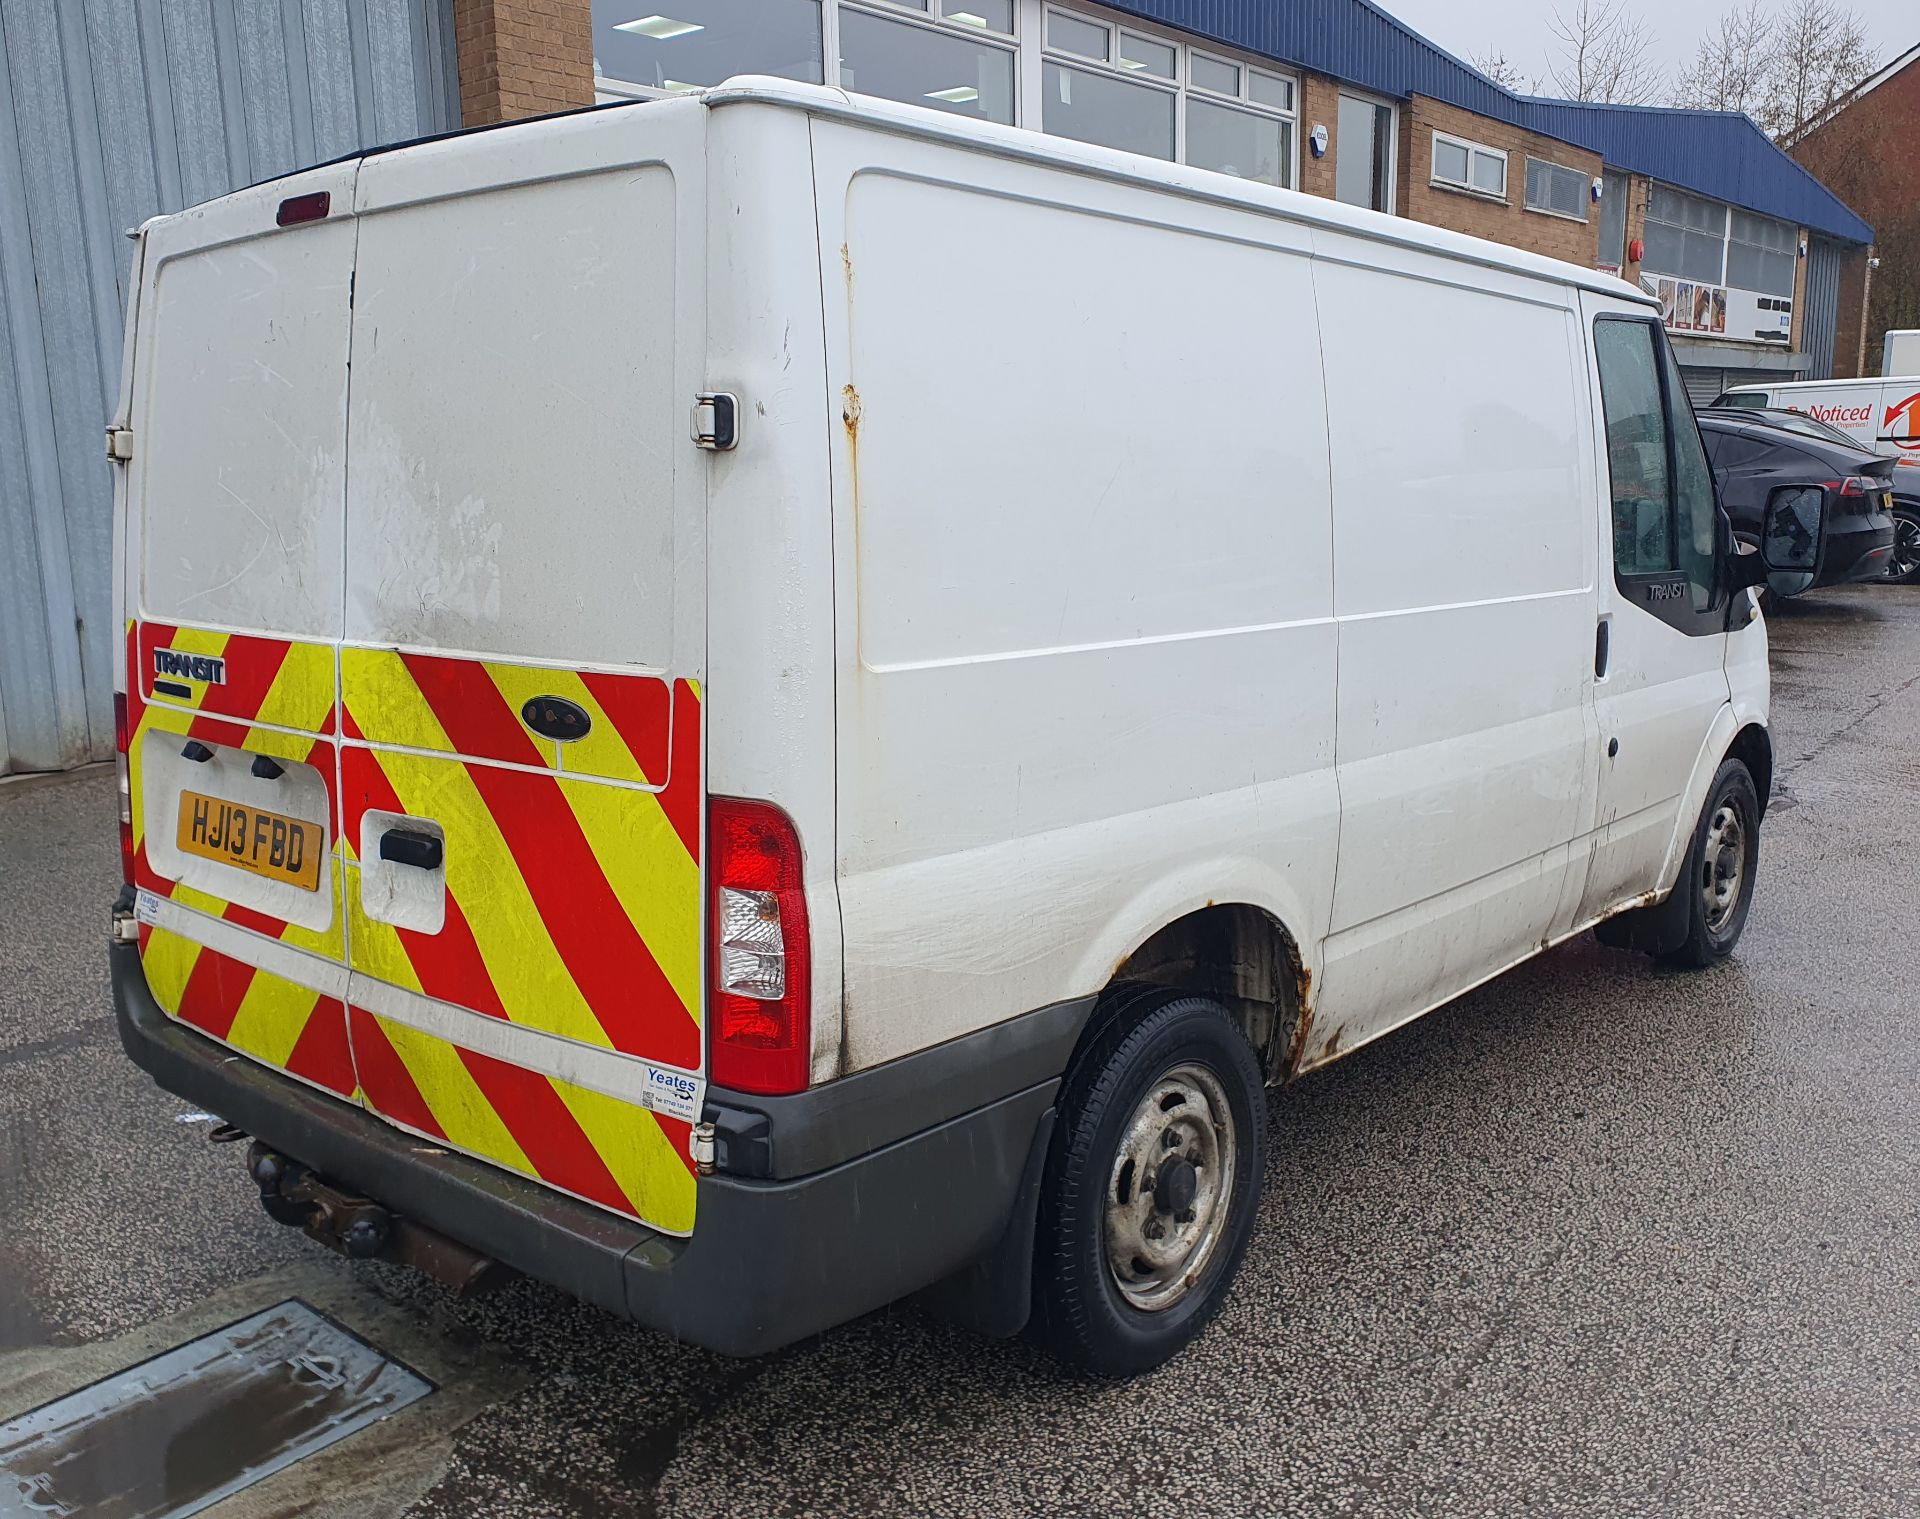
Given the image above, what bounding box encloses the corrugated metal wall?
[0,0,458,776]
[1802,238,1843,381]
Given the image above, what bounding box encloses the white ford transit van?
[108,80,1774,1375]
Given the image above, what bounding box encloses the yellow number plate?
[176,791,324,892]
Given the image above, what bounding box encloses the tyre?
[1033,990,1265,1377]
[1888,510,1920,586]
[1658,758,1760,969]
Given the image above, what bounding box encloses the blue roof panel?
[1095,0,1874,244]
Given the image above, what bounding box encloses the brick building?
[445,0,1874,399]
[1788,42,1920,376]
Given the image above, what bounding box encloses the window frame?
[1037,3,1300,188]
[1429,128,1508,201]
[593,0,1024,108]
[1592,314,1726,632]
[1523,155,1590,223]
[1725,208,1798,299]
[594,0,833,100]
[836,0,1021,123]
[1641,183,1730,287]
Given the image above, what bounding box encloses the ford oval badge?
[521,695,592,743]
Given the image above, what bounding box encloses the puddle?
[0,1300,431,1518]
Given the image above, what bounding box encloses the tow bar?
[245,1140,504,1297]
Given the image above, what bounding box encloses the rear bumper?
[1819,518,1895,585]
[111,939,1057,1356]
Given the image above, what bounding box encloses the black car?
[1698,406,1920,584]
[1695,412,1897,596]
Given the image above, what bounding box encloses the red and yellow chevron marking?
[137,922,356,1099]
[347,1008,696,1231]
[342,648,677,794]
[136,621,335,731]
[127,620,347,1090]
[339,654,702,1061]
[337,649,702,1227]
[126,621,705,1232]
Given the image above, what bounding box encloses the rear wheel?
[1658,758,1760,969]
[1034,990,1264,1377]
[1887,510,1920,585]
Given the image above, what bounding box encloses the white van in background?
[1714,374,1920,465]
[109,79,1779,1376]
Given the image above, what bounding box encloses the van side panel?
[812,124,1339,1071]
[1310,242,1597,1047]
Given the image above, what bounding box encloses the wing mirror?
[1761,486,1823,571]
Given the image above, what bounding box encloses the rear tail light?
[1826,475,1875,497]
[707,798,811,1095]
[114,692,134,885]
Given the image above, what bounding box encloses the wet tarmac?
[3,581,1918,1517]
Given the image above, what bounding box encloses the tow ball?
[245,1141,503,1295]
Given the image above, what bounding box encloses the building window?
[1524,157,1589,221]
[1335,93,1394,212]
[1430,130,1506,199]
[1641,184,1726,285]
[593,0,824,95]
[1041,8,1297,187]
[840,4,1016,123]
[1187,97,1289,186]
[1727,210,1797,297]
[1043,58,1175,157]
[1596,168,1630,269]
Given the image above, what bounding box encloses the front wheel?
[1659,758,1761,968]
[1887,510,1920,585]
[1033,991,1265,1377]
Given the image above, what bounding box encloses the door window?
[1594,318,1719,612]
[1335,94,1394,212]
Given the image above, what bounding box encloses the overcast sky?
[1376,0,1913,97]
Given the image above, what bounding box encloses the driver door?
[1574,302,1732,920]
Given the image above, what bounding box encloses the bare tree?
[1546,0,1663,105]
[1761,0,1878,138]
[1471,51,1540,94]
[1672,0,1774,116]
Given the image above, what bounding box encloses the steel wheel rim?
[1104,1062,1237,1313]
[1891,518,1920,581]
[1701,802,1746,933]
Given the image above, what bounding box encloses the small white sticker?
[135,889,163,925]
[643,1066,701,1121]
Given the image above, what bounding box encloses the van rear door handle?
[1594,618,1611,679]
[379,828,443,870]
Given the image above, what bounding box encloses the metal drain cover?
[0,1299,431,1519]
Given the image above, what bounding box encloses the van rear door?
[124,162,360,1102]
[335,104,710,1235]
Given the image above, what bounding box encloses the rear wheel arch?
[1078,903,1309,1087]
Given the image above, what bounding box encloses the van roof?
[697,77,1652,307]
[1718,377,1907,393]
[227,76,1651,308]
